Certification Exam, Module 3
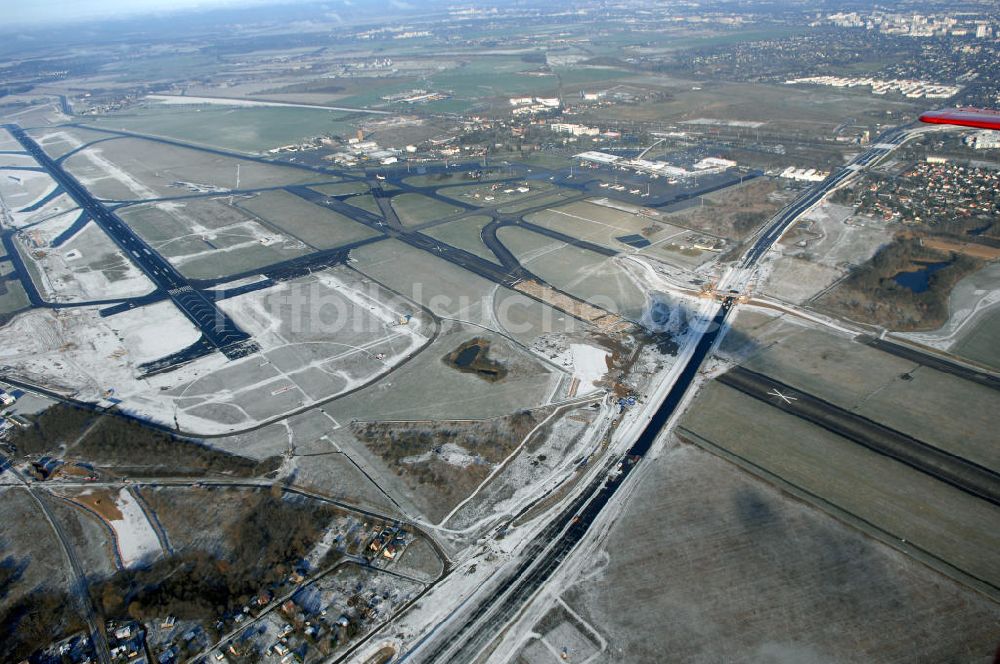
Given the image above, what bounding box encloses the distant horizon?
[5,0,315,28]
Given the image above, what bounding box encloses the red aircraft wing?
[919,107,1000,130]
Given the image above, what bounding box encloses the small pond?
[892,260,952,293]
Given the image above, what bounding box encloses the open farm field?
[953,308,1000,370]
[677,381,1000,595]
[734,323,1000,470]
[564,442,1000,663]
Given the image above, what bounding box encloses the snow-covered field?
[72,145,160,200]
[109,488,163,567]
[0,301,202,403]
[21,222,157,303]
[3,192,79,233]
[0,170,57,211]
[111,300,203,361]
[402,443,483,469]
[126,199,306,270]
[545,343,609,392]
[68,487,163,568]
[0,153,40,168]
[147,93,388,115]
[569,343,609,388]
[0,266,437,435]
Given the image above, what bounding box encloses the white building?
[693,157,738,173]
[780,166,828,182]
[575,151,621,165]
[965,130,1000,150]
[551,123,600,136]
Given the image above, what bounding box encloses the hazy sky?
[9,0,267,26]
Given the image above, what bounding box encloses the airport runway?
[859,335,1000,393]
[719,366,1000,507]
[4,123,258,360]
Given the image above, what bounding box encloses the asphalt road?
[741,128,907,269]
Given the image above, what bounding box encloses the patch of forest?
[9,404,281,477]
[352,411,541,518]
[0,491,339,662]
[816,236,982,330]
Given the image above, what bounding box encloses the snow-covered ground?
[402,443,484,469]
[570,344,609,388]
[0,268,434,436]
[0,301,202,403]
[0,170,57,211]
[21,222,157,303]
[109,487,163,567]
[146,94,388,115]
[65,487,163,568]
[0,153,40,168]
[135,199,304,268]
[72,145,160,200]
[554,343,608,389]
[110,300,204,362]
[3,192,80,233]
